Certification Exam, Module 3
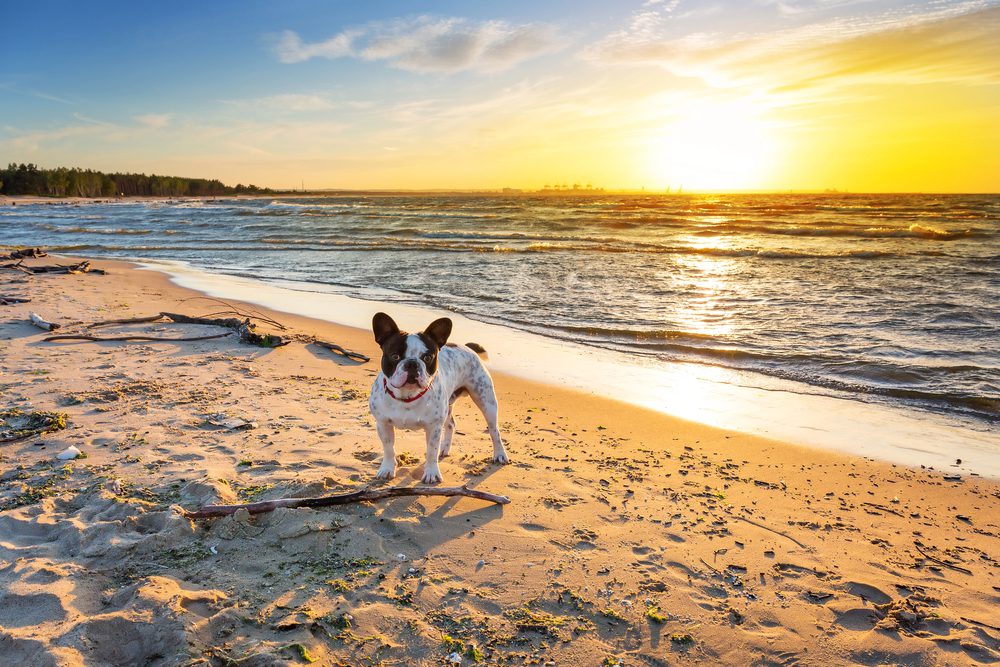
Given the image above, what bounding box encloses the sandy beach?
[1,252,998,666]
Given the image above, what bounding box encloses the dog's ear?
[372,312,400,345]
[423,317,452,348]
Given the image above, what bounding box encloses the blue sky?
[3,1,999,191]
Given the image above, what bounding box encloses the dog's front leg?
[375,419,397,479]
[421,423,444,484]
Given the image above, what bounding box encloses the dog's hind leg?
[375,419,397,479]
[440,407,457,458]
[466,378,509,464]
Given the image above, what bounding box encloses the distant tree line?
[0,163,271,197]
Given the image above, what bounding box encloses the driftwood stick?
[312,339,371,363]
[185,484,510,519]
[5,248,47,260]
[1,261,34,275]
[0,296,31,305]
[76,312,288,347]
[44,332,232,343]
[861,502,905,517]
[961,616,1000,633]
[731,513,809,549]
[87,313,168,329]
[913,542,973,575]
[29,312,60,331]
[179,296,288,331]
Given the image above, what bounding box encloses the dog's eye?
[422,353,434,362]
[391,354,400,361]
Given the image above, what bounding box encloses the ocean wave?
[40,225,154,235]
[693,222,985,240]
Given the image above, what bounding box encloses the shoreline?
[1,252,998,664]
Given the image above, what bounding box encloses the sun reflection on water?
[662,232,739,338]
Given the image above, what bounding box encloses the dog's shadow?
[367,463,509,553]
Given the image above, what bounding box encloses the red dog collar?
[384,377,431,402]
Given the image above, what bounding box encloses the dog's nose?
[403,359,420,382]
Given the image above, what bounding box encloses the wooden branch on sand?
[29,312,60,331]
[45,332,232,343]
[1,259,106,275]
[66,311,290,347]
[4,247,47,260]
[913,541,973,575]
[0,295,31,305]
[35,296,368,359]
[185,484,510,519]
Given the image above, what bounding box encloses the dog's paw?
[421,469,443,484]
[493,451,510,464]
[375,465,396,480]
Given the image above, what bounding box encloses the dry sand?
[0,253,997,666]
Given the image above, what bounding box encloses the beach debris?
[0,408,68,442]
[0,295,31,305]
[45,311,287,347]
[1,258,106,275]
[730,513,808,549]
[806,590,834,602]
[943,474,963,482]
[29,311,60,331]
[56,445,82,460]
[184,483,511,519]
[397,553,409,562]
[4,247,47,260]
[913,541,973,575]
[447,653,463,665]
[206,414,258,430]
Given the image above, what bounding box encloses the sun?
[649,99,778,192]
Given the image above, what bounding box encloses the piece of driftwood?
[185,484,510,519]
[179,296,288,331]
[312,338,371,363]
[731,513,809,549]
[45,332,233,343]
[961,616,1000,633]
[913,541,972,575]
[0,295,31,305]
[29,312,60,331]
[4,248,47,260]
[1,259,106,275]
[84,311,289,348]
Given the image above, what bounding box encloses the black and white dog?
[368,312,509,483]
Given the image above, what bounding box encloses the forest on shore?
[0,163,271,197]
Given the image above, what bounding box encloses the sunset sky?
[3,0,999,192]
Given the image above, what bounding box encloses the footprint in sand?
[844,581,892,605]
[0,592,68,627]
[834,607,877,631]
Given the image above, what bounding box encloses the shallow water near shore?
[138,258,999,478]
[3,193,998,429]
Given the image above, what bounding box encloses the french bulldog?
[368,312,509,483]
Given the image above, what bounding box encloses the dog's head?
[372,312,452,390]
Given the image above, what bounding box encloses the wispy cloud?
[584,1,1000,91]
[134,113,172,128]
[271,16,567,73]
[221,93,373,112]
